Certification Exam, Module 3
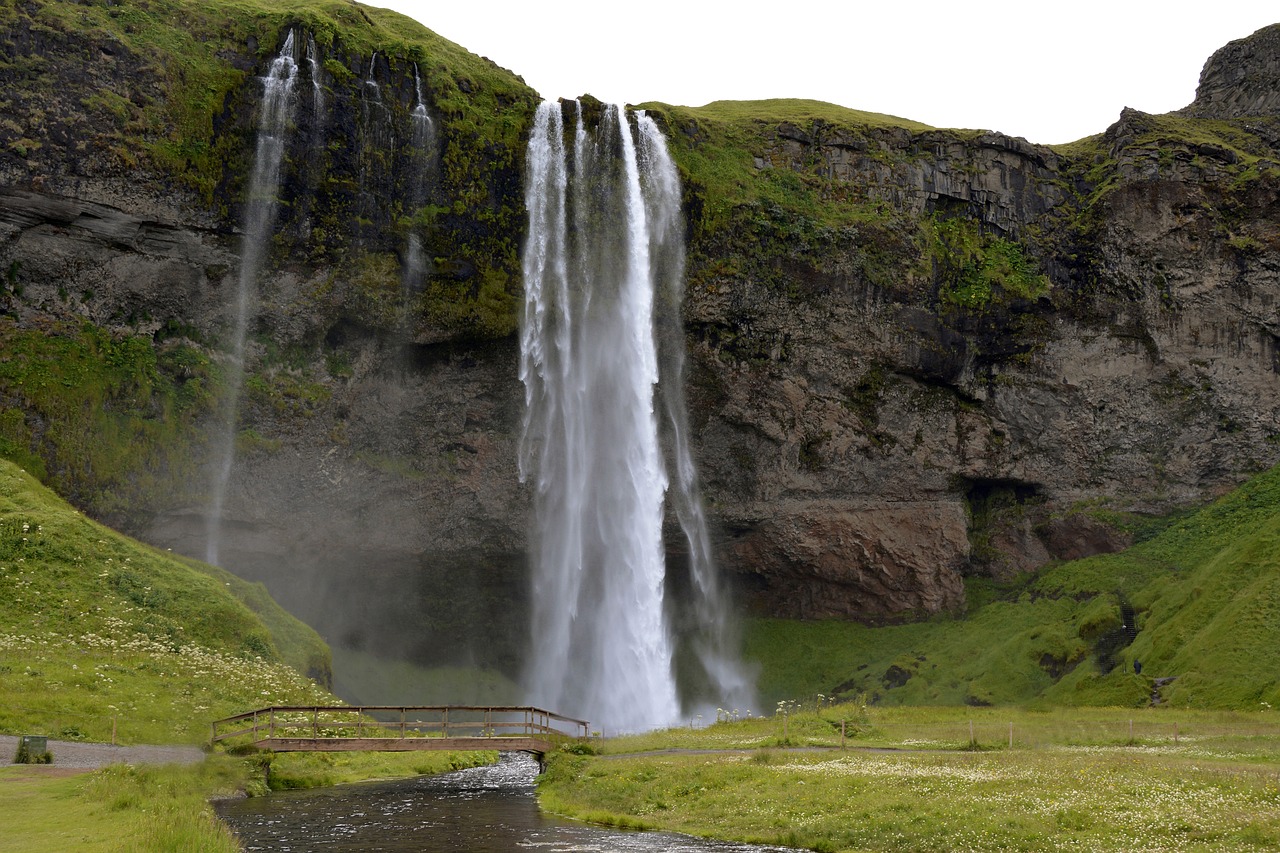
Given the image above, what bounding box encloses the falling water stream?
[403,63,436,292]
[204,32,298,566]
[305,34,324,123]
[217,755,791,852]
[520,101,752,732]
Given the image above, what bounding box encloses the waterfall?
[411,63,432,129]
[305,34,323,124]
[357,52,391,231]
[639,114,756,716]
[364,52,382,101]
[204,31,298,566]
[520,101,750,731]
[404,63,436,292]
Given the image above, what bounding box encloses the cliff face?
[0,0,538,671]
[1,5,1278,675]
[1183,23,1280,120]
[676,107,1280,618]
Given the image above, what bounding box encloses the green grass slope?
[0,459,332,744]
[746,463,1280,711]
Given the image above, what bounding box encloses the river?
[217,754,793,852]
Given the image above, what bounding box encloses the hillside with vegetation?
[744,460,1280,711]
[0,458,331,744]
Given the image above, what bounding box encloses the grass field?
[0,762,245,853]
[541,704,1280,852]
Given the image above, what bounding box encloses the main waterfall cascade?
[205,32,300,566]
[520,101,753,732]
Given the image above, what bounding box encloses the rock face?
[1183,23,1280,120]
[0,4,538,674]
[2,8,1280,677]
[668,78,1280,617]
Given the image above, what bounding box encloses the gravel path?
[0,735,205,770]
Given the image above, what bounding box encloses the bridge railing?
[211,705,590,745]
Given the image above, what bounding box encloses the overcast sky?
[373,1,1277,145]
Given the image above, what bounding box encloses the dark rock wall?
[673,71,1280,618]
[0,9,536,672]
[1183,23,1280,120]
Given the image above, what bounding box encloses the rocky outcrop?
[0,187,232,334]
[729,501,969,620]
[764,122,1067,235]
[1183,23,1280,120]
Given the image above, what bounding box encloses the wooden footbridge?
[211,705,590,759]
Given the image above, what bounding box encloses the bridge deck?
[254,736,555,754]
[211,705,588,758]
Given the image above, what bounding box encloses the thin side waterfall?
[357,52,391,228]
[640,115,756,714]
[411,63,433,129]
[404,63,436,292]
[204,31,298,566]
[364,52,382,101]
[520,101,749,731]
[305,34,323,124]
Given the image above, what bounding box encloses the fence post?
[841,719,846,748]
[1008,722,1013,749]
[969,720,975,747]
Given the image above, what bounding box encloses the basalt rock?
[1182,23,1280,120]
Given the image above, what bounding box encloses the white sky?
[373,1,1277,145]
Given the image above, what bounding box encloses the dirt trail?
[0,735,204,770]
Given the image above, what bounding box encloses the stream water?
[217,754,791,852]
